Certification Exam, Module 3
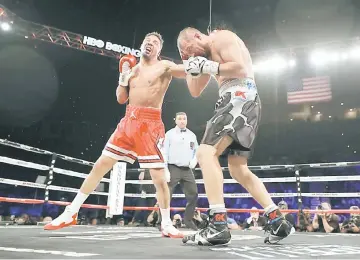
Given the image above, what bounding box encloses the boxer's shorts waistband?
[219,78,256,96]
[125,105,162,121]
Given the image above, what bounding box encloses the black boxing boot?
[264,208,295,244]
[182,209,231,246]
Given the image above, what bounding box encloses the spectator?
[341,206,360,233]
[117,216,125,227]
[296,208,312,232]
[278,200,296,227]
[131,170,156,226]
[172,214,184,228]
[147,203,160,227]
[242,207,267,230]
[311,202,340,233]
[227,217,239,230]
[193,210,208,229]
[43,216,53,223]
[90,218,98,225]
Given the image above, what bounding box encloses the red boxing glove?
[119,54,137,73]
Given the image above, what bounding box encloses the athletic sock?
[68,191,89,213]
[264,204,280,219]
[209,204,227,227]
[160,208,172,226]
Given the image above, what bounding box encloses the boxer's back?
[210,30,254,86]
[128,61,171,109]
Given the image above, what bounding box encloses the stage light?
[341,102,344,106]
[311,105,314,108]
[330,53,340,62]
[328,115,332,118]
[317,111,321,114]
[350,47,360,58]
[341,53,349,61]
[1,22,11,31]
[288,59,296,67]
[271,56,287,70]
[310,50,328,66]
[350,109,353,112]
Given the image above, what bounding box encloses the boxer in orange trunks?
[45,32,187,237]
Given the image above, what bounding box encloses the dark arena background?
[1,0,360,258]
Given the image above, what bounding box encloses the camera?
[175,219,182,228]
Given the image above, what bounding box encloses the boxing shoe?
[182,211,231,246]
[44,206,78,231]
[264,209,295,244]
[161,224,184,238]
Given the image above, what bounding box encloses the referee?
[164,112,199,230]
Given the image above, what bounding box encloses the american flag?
[287,76,332,104]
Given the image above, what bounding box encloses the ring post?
[44,153,57,202]
[106,162,127,218]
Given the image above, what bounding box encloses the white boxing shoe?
[161,224,184,238]
[44,206,78,231]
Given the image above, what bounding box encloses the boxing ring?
[1,139,360,259]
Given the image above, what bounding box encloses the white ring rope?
[0,156,110,183]
[0,177,108,196]
[125,175,360,184]
[0,177,359,198]
[0,138,94,166]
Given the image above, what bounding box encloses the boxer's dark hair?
[145,32,164,48]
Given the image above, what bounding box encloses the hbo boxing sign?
[83,36,141,57]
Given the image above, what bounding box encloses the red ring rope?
[1,196,359,214]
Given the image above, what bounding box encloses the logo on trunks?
[83,36,141,57]
[234,91,246,100]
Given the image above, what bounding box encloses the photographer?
[146,202,160,227]
[341,206,360,233]
[242,207,267,230]
[311,202,340,233]
[296,207,312,232]
[172,214,185,229]
[278,201,296,227]
[193,210,208,229]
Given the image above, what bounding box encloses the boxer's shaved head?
[177,27,200,46]
[177,27,208,60]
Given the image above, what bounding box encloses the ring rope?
[0,176,359,198]
[0,196,359,215]
[1,155,359,184]
[0,138,94,166]
[2,139,360,217]
[2,138,360,171]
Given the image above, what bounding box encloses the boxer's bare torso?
[128,60,172,109]
[208,30,254,87]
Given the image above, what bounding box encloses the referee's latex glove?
[189,157,198,169]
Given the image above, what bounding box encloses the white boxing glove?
[118,69,132,87]
[189,157,198,169]
[164,166,171,183]
[185,56,220,77]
